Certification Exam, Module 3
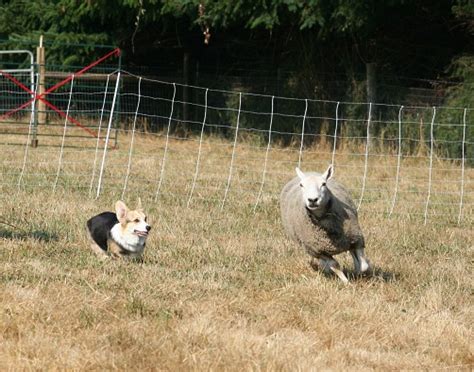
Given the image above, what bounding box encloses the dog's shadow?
[0,227,59,242]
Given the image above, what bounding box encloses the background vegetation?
[1,1,472,162]
[0,0,472,102]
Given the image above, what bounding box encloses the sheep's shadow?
[310,262,396,283]
[345,267,397,283]
[0,227,59,242]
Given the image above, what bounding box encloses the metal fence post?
[113,50,122,149]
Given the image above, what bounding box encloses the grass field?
[1,126,473,370]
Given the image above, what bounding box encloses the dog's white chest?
[110,224,145,253]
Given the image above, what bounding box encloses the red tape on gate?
[0,48,121,140]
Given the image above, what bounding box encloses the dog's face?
[115,200,151,240]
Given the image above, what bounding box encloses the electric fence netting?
[0,69,472,225]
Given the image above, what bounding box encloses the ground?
[0,128,473,369]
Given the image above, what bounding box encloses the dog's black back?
[86,212,118,251]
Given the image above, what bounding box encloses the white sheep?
[280,165,371,283]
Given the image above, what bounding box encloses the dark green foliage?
[0,0,472,156]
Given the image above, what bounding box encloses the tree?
[0,0,471,146]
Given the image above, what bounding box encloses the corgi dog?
[86,200,151,259]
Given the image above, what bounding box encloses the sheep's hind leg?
[350,248,370,274]
[310,255,349,284]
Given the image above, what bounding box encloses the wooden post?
[417,117,426,157]
[36,35,46,126]
[32,35,46,147]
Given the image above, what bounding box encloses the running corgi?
[86,200,151,259]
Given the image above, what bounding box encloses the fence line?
[122,76,142,199]
[389,105,404,217]
[357,102,372,211]
[0,69,472,225]
[95,72,121,199]
[424,107,437,225]
[253,95,275,212]
[458,108,468,224]
[221,92,242,211]
[89,74,111,196]
[331,101,340,167]
[53,75,75,193]
[154,82,176,202]
[297,98,308,168]
[119,70,472,111]
[16,73,39,190]
[187,88,209,208]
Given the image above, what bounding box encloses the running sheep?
[280,165,371,283]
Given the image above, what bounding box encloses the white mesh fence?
[0,69,472,225]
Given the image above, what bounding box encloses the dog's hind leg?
[86,227,109,260]
[90,241,109,260]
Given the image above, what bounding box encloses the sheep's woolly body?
[280,172,364,259]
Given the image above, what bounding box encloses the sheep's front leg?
[310,255,349,284]
[350,247,370,274]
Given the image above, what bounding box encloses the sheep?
[280,165,371,283]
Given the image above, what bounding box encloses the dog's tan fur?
[88,200,150,260]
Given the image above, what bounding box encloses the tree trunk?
[366,62,376,103]
[182,52,190,129]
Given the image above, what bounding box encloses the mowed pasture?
[0,124,473,370]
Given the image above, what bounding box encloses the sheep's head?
[296,165,333,211]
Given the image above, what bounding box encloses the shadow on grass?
[0,228,59,242]
[309,259,397,283]
[345,266,397,283]
[311,264,397,283]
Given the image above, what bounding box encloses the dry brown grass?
[0,126,473,370]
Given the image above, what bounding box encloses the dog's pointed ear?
[115,201,128,222]
[137,197,143,211]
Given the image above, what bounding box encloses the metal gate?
[0,49,36,145]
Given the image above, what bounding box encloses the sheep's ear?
[323,165,334,181]
[295,167,305,180]
[115,200,128,222]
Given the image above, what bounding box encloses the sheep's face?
[296,165,333,211]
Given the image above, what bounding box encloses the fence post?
[95,72,121,199]
[366,62,377,140]
[113,50,122,148]
[33,35,46,147]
